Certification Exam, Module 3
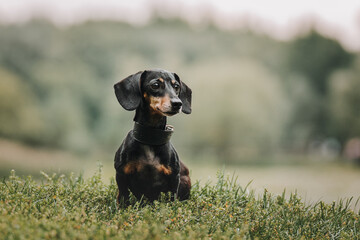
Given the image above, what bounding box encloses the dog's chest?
[123,145,172,176]
[123,145,174,199]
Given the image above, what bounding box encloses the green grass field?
[2,139,360,209]
[1,168,359,239]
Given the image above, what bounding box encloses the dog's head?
[114,69,192,116]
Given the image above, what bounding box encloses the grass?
[2,138,360,212]
[1,167,359,240]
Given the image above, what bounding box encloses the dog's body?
[114,69,191,204]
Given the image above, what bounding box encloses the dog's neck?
[132,122,173,145]
[134,105,167,130]
[132,105,173,145]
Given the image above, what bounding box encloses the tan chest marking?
[123,162,144,174]
[123,162,172,175]
[123,146,172,175]
[157,164,172,175]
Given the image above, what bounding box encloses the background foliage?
[0,17,358,163]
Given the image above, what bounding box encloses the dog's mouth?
[164,110,179,116]
[156,108,180,116]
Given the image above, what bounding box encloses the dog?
[114,69,192,205]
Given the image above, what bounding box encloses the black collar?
[132,122,174,145]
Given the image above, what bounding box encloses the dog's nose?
[171,99,182,110]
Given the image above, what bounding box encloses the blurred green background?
[1,2,360,207]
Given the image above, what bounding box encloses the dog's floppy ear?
[114,71,143,111]
[174,73,192,114]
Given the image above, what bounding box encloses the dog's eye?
[173,83,180,91]
[151,82,160,90]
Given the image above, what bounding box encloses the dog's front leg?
[116,172,130,207]
[178,160,191,200]
[169,173,180,201]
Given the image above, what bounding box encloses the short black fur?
[114,69,192,205]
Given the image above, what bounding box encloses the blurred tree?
[181,58,290,163]
[0,20,57,98]
[285,31,354,142]
[328,56,360,144]
[281,75,318,150]
[0,69,44,145]
[286,31,353,95]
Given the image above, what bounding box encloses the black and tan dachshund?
[114,69,192,205]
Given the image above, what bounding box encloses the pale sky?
[0,0,359,51]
